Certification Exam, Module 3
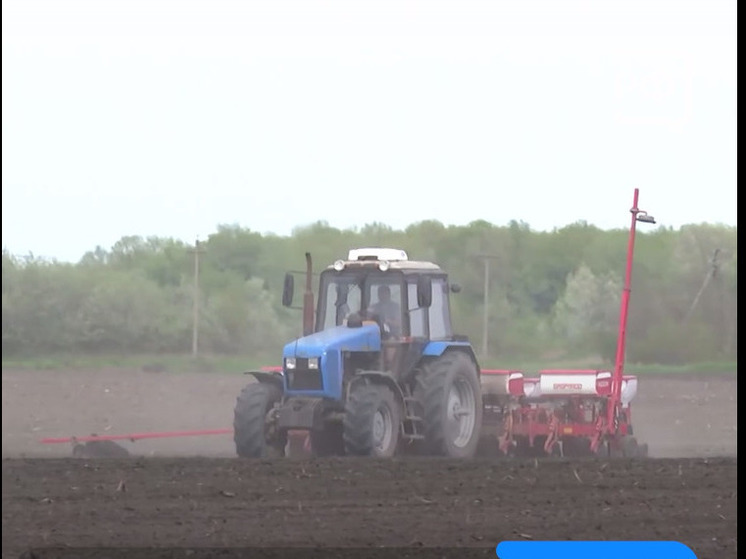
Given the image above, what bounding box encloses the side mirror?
[282,273,294,307]
[450,283,462,294]
[417,276,432,308]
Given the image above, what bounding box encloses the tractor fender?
[245,371,284,390]
[421,342,482,376]
[346,370,406,408]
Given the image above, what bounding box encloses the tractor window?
[369,281,402,307]
[408,281,427,338]
[428,278,452,340]
[368,280,403,336]
[321,279,362,329]
[317,271,404,333]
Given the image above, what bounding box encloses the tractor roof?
[326,247,443,273]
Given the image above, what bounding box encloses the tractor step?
[402,397,421,412]
[402,396,423,438]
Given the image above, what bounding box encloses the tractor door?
[427,276,453,340]
[381,275,433,379]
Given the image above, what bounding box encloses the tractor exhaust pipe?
[302,252,314,337]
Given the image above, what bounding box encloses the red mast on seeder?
[606,188,656,439]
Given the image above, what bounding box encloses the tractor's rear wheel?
[233,381,286,458]
[417,351,483,458]
[343,382,400,457]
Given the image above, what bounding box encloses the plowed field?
[1,368,737,559]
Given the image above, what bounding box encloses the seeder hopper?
[481,369,646,458]
[479,187,654,459]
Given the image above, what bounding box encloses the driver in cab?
[368,285,402,336]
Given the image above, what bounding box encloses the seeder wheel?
[607,435,648,458]
[621,435,639,457]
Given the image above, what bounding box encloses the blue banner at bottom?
[497,541,697,559]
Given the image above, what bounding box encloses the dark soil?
[1,368,738,559]
[1,456,737,559]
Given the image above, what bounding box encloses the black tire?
[343,382,401,457]
[607,435,638,458]
[621,435,640,458]
[233,381,286,458]
[417,351,483,458]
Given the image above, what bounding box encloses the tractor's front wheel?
[343,382,400,457]
[233,381,286,458]
[417,351,483,458]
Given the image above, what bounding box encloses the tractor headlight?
[285,357,297,370]
[378,260,390,271]
[333,260,346,271]
[308,357,320,370]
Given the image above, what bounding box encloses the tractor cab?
[281,248,464,379]
[307,248,459,376]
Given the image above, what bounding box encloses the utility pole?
[189,239,206,357]
[479,254,499,360]
[684,248,721,323]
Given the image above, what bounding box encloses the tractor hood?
[281,323,382,400]
[283,323,381,359]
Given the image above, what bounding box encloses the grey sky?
[2,0,737,263]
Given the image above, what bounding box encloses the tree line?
[1,220,737,365]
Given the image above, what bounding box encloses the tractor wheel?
[417,351,483,458]
[343,382,400,457]
[233,382,286,458]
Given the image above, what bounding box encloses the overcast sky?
[2,0,737,263]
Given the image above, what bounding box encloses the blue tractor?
[233,248,484,458]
